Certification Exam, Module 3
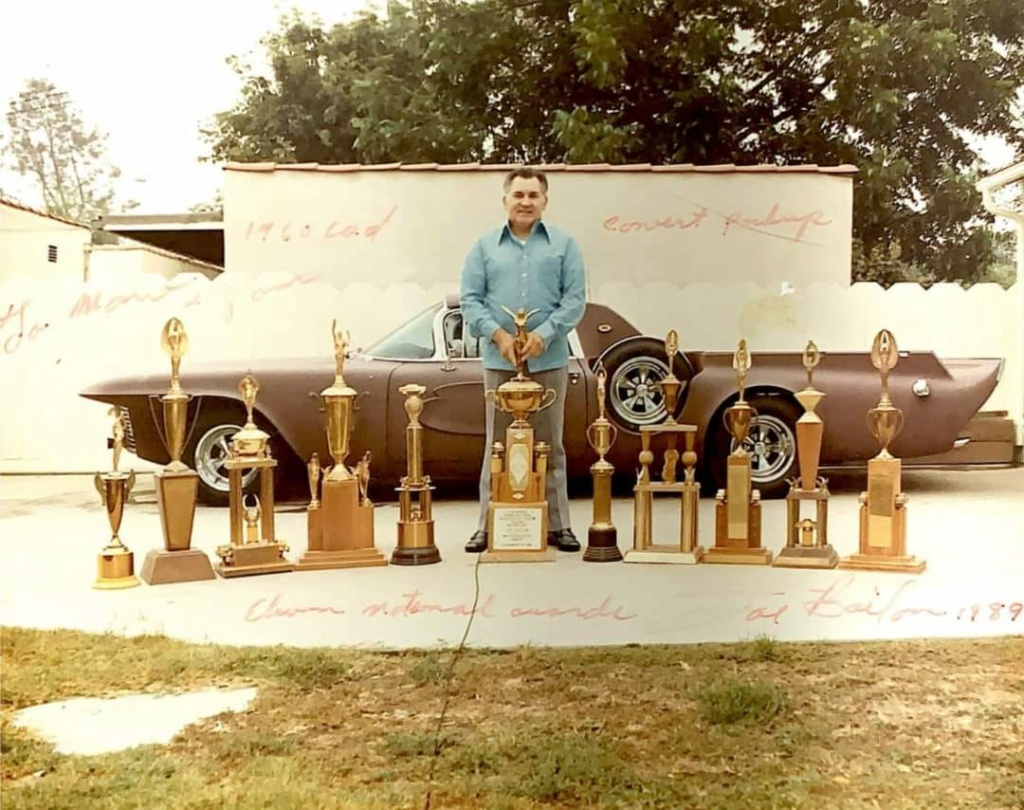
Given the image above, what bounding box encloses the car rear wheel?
[596,338,695,431]
[706,394,799,500]
[185,405,260,506]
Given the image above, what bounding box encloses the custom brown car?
[80,295,1006,505]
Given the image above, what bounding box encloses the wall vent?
[47,244,58,263]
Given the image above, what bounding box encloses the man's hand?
[521,331,545,360]
[491,328,518,365]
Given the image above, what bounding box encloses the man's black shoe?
[465,530,488,553]
[548,528,581,552]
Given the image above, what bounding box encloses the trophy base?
[481,548,557,564]
[94,547,140,589]
[838,553,926,574]
[583,525,622,562]
[140,548,216,585]
[391,545,442,566]
[623,544,704,565]
[773,545,839,569]
[294,548,388,571]
[215,542,294,578]
[155,468,198,552]
[704,546,773,565]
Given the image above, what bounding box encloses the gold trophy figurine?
[482,306,558,562]
[706,339,771,565]
[296,320,386,570]
[392,383,442,565]
[142,317,216,585]
[623,330,703,565]
[583,363,622,562]
[93,409,141,589]
[214,372,294,577]
[840,329,926,573]
[306,453,323,552]
[774,340,838,568]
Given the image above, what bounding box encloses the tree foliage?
[1,78,132,222]
[205,0,1024,284]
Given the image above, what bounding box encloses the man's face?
[503,177,547,231]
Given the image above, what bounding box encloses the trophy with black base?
[705,339,772,565]
[214,373,294,577]
[623,330,703,564]
[774,340,838,569]
[583,363,622,562]
[296,321,387,570]
[391,383,442,565]
[141,317,215,585]
[93,408,141,589]
[839,329,926,573]
[482,307,558,563]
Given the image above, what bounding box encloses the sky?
[0,0,374,214]
[0,1,1018,216]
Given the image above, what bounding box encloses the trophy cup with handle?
[583,363,622,562]
[93,408,141,589]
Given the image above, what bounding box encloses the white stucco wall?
[87,244,222,284]
[0,204,91,284]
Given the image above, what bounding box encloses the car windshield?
[363,304,438,360]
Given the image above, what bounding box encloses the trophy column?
[141,317,216,585]
[839,329,926,573]
[93,409,141,589]
[214,373,294,577]
[296,321,387,570]
[392,384,442,565]
[774,341,838,569]
[583,364,622,562]
[623,331,703,564]
[705,340,771,565]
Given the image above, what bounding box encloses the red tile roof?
[223,161,859,175]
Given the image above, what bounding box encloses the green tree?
[205,0,1024,284]
[1,78,132,222]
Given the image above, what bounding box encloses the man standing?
[460,167,587,553]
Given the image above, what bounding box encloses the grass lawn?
[1,628,1022,809]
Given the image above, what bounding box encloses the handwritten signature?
[745,575,1023,625]
[603,202,832,242]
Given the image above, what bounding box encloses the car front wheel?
[185,406,260,506]
[596,337,695,431]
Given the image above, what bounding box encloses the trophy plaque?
[392,384,442,565]
[705,339,771,565]
[482,306,557,563]
[214,373,294,577]
[141,317,216,585]
[623,331,703,564]
[93,409,141,589]
[583,363,622,562]
[296,322,387,570]
[774,341,838,569]
[839,329,926,573]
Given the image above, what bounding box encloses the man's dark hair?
[503,166,548,193]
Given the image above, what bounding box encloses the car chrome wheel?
[194,423,255,494]
[609,356,671,427]
[729,414,796,485]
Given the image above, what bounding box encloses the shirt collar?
[499,219,550,244]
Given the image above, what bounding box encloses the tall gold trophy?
[93,408,140,589]
[582,363,622,562]
[296,322,386,570]
[391,383,442,565]
[213,373,294,577]
[141,317,215,584]
[840,329,926,573]
[482,306,558,563]
[774,341,838,568]
[624,330,703,564]
[706,339,771,565]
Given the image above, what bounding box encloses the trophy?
[141,317,215,585]
[306,452,322,550]
[482,306,558,562]
[623,330,703,564]
[774,341,838,568]
[582,363,622,562]
[93,408,141,589]
[213,372,294,577]
[839,329,926,573]
[391,383,442,565]
[296,321,386,570]
[706,339,772,565]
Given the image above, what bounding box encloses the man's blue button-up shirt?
[459,220,587,372]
